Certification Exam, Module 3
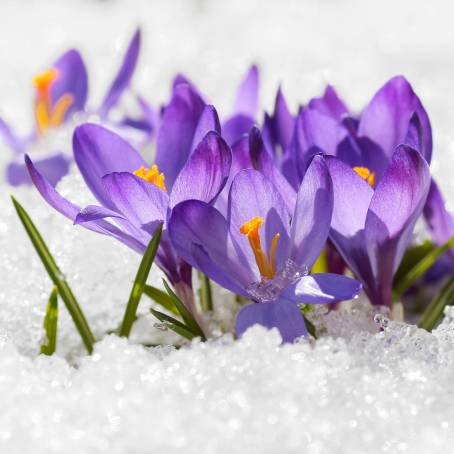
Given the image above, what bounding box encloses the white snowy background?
[1,0,454,452]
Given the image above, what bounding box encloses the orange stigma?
[240,216,280,279]
[33,68,74,134]
[134,165,167,191]
[353,166,376,187]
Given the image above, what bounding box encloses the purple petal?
[155,84,205,188]
[99,28,141,117]
[236,300,307,343]
[308,85,349,121]
[222,114,255,146]
[358,76,432,161]
[168,200,255,292]
[423,180,454,247]
[102,172,169,229]
[8,151,70,187]
[0,118,26,154]
[190,104,221,152]
[73,123,146,209]
[25,154,145,253]
[289,108,348,182]
[249,127,297,216]
[280,273,361,305]
[325,156,375,289]
[233,64,259,118]
[365,145,431,305]
[228,169,291,273]
[170,131,231,207]
[290,155,333,269]
[263,86,294,151]
[52,49,88,117]
[74,205,125,225]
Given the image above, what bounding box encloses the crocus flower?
[169,64,259,147]
[326,145,431,307]
[26,121,231,330]
[169,156,361,342]
[2,28,154,186]
[263,76,432,192]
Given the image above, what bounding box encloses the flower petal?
[290,155,333,269]
[236,300,307,343]
[25,154,145,253]
[170,131,232,208]
[228,169,291,272]
[281,273,361,304]
[168,200,255,292]
[190,104,221,152]
[232,64,259,118]
[155,83,205,188]
[308,85,349,121]
[423,180,454,247]
[73,123,146,209]
[74,205,125,225]
[365,145,431,305]
[358,76,432,161]
[99,28,141,117]
[102,172,169,229]
[222,114,255,146]
[52,49,88,117]
[8,151,70,187]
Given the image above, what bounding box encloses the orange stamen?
[32,68,74,134]
[240,216,280,279]
[353,166,376,187]
[133,165,167,191]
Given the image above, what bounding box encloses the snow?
[1,0,454,452]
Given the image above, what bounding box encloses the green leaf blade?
[12,197,95,354]
[40,287,59,356]
[418,275,454,331]
[120,223,163,338]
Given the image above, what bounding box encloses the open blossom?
[326,145,430,307]
[2,28,154,187]
[26,115,230,326]
[169,156,361,342]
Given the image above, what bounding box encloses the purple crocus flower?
[264,76,432,191]
[169,64,259,147]
[169,156,361,342]
[26,122,231,330]
[2,28,154,187]
[326,145,431,307]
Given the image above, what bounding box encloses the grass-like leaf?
[120,223,163,337]
[393,235,454,302]
[162,279,206,340]
[198,272,213,312]
[150,308,197,341]
[418,274,454,331]
[143,284,179,314]
[12,197,95,354]
[40,286,58,355]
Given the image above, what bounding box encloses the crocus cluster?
[20,36,453,342]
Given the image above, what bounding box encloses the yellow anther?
[353,166,376,187]
[33,68,74,134]
[134,165,167,191]
[240,216,280,279]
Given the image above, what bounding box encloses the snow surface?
[2,0,454,452]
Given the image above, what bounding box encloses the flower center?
[33,68,74,135]
[353,166,375,187]
[134,165,167,191]
[240,216,280,280]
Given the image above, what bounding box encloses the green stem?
[198,272,213,312]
